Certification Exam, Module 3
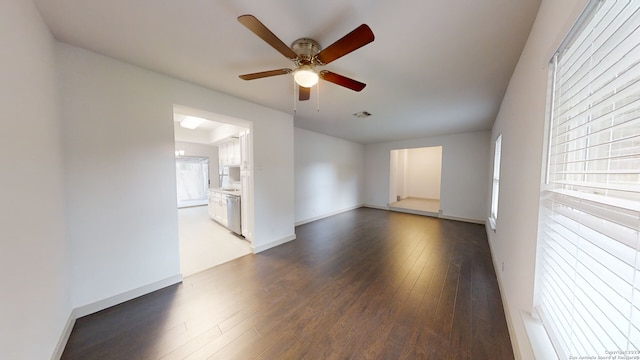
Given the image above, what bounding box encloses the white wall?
[364,131,490,222]
[486,0,586,358]
[397,149,408,199]
[406,146,442,200]
[0,1,70,359]
[294,128,364,225]
[174,141,219,188]
[57,43,295,310]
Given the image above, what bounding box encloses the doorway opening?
[173,105,254,276]
[389,146,442,217]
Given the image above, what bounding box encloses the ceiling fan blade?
[315,24,374,65]
[239,68,292,80]
[319,71,366,92]
[238,15,298,60]
[299,86,310,101]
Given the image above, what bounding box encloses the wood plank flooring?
[61,208,514,359]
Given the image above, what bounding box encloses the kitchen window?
[535,0,640,358]
[175,156,209,208]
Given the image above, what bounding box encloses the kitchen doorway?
[389,146,442,217]
[172,105,254,276]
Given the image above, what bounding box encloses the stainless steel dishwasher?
[226,194,242,235]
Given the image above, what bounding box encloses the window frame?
[534,0,640,357]
[489,134,502,230]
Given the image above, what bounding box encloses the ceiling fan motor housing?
[291,38,320,65]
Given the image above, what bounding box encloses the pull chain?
[293,77,297,114]
[316,81,320,112]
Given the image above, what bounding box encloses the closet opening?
[388,146,442,217]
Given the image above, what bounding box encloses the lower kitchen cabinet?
[208,191,227,226]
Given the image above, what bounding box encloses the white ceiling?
[33,0,541,144]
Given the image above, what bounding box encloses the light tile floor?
[178,205,253,276]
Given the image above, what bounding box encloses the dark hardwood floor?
[61,208,514,359]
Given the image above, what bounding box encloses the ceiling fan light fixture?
[293,65,319,88]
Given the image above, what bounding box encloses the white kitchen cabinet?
[219,139,240,166]
[218,142,227,165]
[230,140,240,165]
[208,191,227,226]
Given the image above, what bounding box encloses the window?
[536,1,640,358]
[490,134,502,229]
[175,156,209,208]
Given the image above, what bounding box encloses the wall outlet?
[501,262,505,272]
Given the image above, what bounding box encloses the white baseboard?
[52,274,182,359]
[485,228,522,360]
[439,214,485,225]
[253,234,296,253]
[361,203,389,210]
[364,203,485,225]
[51,311,76,360]
[295,204,363,226]
[72,274,183,318]
[388,206,439,218]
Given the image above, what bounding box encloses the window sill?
[488,217,497,231]
[522,311,558,360]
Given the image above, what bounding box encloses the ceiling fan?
[237,15,375,101]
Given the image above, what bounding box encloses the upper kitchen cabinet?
[219,139,240,166]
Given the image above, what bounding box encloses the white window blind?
[536,0,640,358]
[491,134,502,225]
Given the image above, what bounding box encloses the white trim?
[295,204,363,226]
[543,0,599,65]
[490,134,502,221]
[388,206,439,218]
[485,229,522,360]
[488,216,497,231]
[51,311,76,360]
[73,274,183,318]
[364,204,485,225]
[253,234,296,253]
[362,203,389,210]
[439,214,485,225]
[522,311,558,360]
[54,275,183,358]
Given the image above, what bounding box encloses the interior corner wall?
[485,0,587,358]
[0,1,70,359]
[57,43,295,310]
[294,128,364,225]
[174,141,220,188]
[363,131,490,222]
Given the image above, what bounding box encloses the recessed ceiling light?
[179,116,205,129]
[353,111,372,118]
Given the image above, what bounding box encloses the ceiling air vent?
[353,111,372,118]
